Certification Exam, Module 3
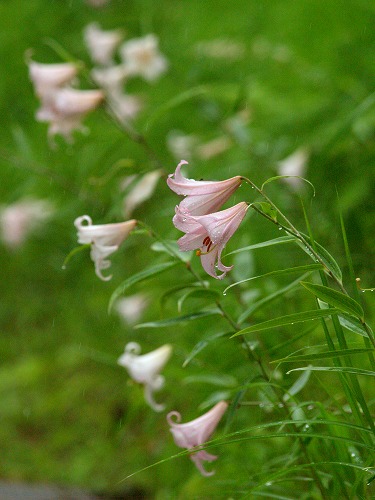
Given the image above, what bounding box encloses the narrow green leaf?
[231,308,338,337]
[144,85,208,131]
[226,235,296,256]
[134,308,222,328]
[283,368,311,402]
[338,313,368,337]
[261,175,315,195]
[150,240,192,262]
[237,273,313,324]
[224,264,322,294]
[178,288,220,312]
[183,374,237,388]
[62,244,90,269]
[287,366,375,378]
[159,282,204,311]
[273,348,373,364]
[300,281,364,320]
[298,234,342,283]
[183,331,230,367]
[108,261,180,313]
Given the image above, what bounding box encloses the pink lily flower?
[74,215,136,281]
[118,342,172,412]
[167,160,242,215]
[167,401,228,476]
[173,201,248,279]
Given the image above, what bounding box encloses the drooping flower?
[118,342,172,412]
[173,202,248,279]
[91,64,129,94]
[28,60,78,99]
[37,88,104,141]
[74,215,136,281]
[84,23,123,66]
[115,294,148,325]
[0,199,53,249]
[167,401,228,476]
[122,170,162,217]
[277,147,309,190]
[167,160,242,216]
[120,34,168,82]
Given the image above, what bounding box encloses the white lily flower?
[85,0,111,6]
[115,294,148,325]
[120,34,168,82]
[84,23,123,66]
[28,60,78,98]
[167,401,228,476]
[74,215,136,281]
[37,88,104,141]
[91,65,129,94]
[277,147,309,190]
[0,199,53,249]
[123,170,162,217]
[118,342,172,412]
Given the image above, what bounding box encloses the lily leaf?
[108,261,181,313]
[298,234,342,283]
[224,264,322,295]
[134,308,222,328]
[300,281,364,321]
[183,331,231,367]
[226,235,296,256]
[178,288,220,313]
[231,308,338,338]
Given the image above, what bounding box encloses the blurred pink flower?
[0,199,53,249]
[120,34,168,82]
[28,60,78,98]
[118,342,172,412]
[173,201,248,279]
[84,23,123,66]
[277,147,309,190]
[37,88,104,141]
[74,215,136,281]
[167,401,228,476]
[167,160,242,216]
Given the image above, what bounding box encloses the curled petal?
[167,401,228,475]
[191,450,218,477]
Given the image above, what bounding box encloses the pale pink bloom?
[167,401,228,476]
[115,294,148,325]
[37,88,104,141]
[197,136,232,160]
[120,34,168,82]
[109,90,143,123]
[28,60,78,98]
[85,0,111,6]
[173,202,248,279]
[0,199,53,249]
[74,215,136,281]
[277,147,309,190]
[91,65,129,94]
[123,170,161,217]
[167,160,242,216]
[166,131,199,161]
[195,39,245,61]
[118,342,172,412]
[84,23,123,66]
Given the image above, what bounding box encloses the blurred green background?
[1,0,374,497]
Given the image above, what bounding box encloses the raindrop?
[223,292,227,296]
[62,265,66,270]
[278,227,282,230]
[307,404,314,410]
[278,403,284,408]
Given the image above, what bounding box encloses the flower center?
[196,235,215,256]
